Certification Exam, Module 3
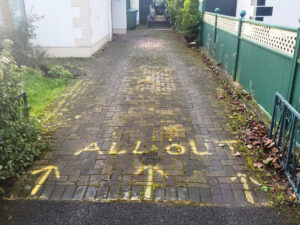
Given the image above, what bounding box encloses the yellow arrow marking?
[237,173,255,204]
[135,165,166,199]
[31,166,60,195]
[74,142,102,155]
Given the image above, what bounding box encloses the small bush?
[0,40,46,194]
[181,0,201,42]
[48,65,73,79]
[166,0,185,29]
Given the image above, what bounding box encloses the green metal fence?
[200,8,300,114]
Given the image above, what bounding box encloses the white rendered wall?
[130,0,139,24]
[236,0,300,28]
[112,0,127,33]
[236,0,252,20]
[24,0,80,47]
[264,0,300,28]
[90,0,111,44]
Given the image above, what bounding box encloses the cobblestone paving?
[9,29,269,206]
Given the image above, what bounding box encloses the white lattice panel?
[203,13,215,26]
[217,17,239,35]
[241,22,297,55]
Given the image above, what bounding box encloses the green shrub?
[181,0,201,42]
[48,65,73,79]
[0,40,46,194]
[166,0,185,29]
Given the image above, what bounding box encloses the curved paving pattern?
[8,29,270,206]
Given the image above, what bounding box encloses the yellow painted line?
[108,142,126,155]
[31,166,60,195]
[133,141,144,154]
[190,140,212,156]
[166,143,185,155]
[74,142,102,155]
[237,173,255,204]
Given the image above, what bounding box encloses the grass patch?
[22,68,72,118]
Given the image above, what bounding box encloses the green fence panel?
[202,22,215,55]
[215,29,238,77]
[292,62,300,112]
[237,38,293,113]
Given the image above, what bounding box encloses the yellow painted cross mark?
[135,165,166,199]
[74,142,102,155]
[31,166,60,195]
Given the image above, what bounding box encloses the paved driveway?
[7,29,269,206]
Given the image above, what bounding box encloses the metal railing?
[16,91,29,116]
[269,92,300,201]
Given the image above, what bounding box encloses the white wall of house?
[130,0,139,24]
[24,0,81,47]
[236,0,300,28]
[112,0,127,34]
[23,0,127,57]
[236,0,252,19]
[263,0,300,28]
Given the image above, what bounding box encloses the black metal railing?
[16,91,29,116]
[269,92,300,201]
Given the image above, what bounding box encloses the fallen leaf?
[272,147,279,155]
[253,162,263,169]
[234,152,241,157]
[246,144,253,149]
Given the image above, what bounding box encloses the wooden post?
[288,19,300,103]
[233,10,246,81]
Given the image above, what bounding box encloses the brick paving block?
[108,181,120,200]
[131,186,142,201]
[96,181,110,200]
[61,185,76,200]
[68,170,81,182]
[77,176,89,185]
[119,185,131,200]
[233,189,248,205]
[176,187,187,201]
[188,187,200,202]
[166,186,177,201]
[39,184,55,200]
[206,171,226,177]
[154,187,165,201]
[143,186,153,200]
[254,190,270,205]
[221,188,234,205]
[73,186,87,200]
[211,188,224,204]
[50,185,66,200]
[84,186,97,200]
[199,188,212,203]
